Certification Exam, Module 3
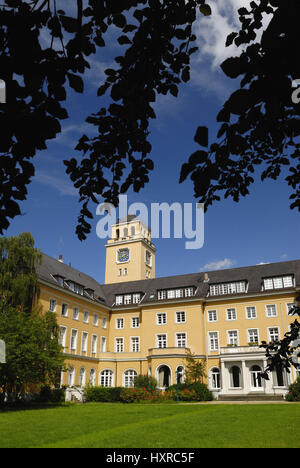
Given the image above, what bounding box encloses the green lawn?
[0,403,299,448]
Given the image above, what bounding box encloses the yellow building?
[38,216,300,400]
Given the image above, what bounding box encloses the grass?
[0,402,299,448]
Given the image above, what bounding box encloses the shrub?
[133,375,157,392]
[85,386,111,402]
[189,382,214,401]
[120,387,174,403]
[285,376,300,402]
[109,387,123,402]
[38,385,66,403]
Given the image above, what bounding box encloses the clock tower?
[104,215,156,284]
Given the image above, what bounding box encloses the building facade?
[38,216,300,399]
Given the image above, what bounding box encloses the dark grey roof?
[38,253,300,309]
[38,253,107,305]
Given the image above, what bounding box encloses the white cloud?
[200,258,236,271]
[34,170,77,197]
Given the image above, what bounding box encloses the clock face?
[118,248,129,263]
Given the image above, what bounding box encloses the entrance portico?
[216,346,289,398]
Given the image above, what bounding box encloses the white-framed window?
[118,268,122,277]
[78,367,86,387]
[116,318,124,329]
[226,308,237,320]
[211,367,221,389]
[99,369,113,387]
[81,332,88,353]
[207,310,217,322]
[102,317,107,329]
[157,334,167,348]
[130,337,140,352]
[157,313,167,325]
[67,366,75,386]
[209,281,246,296]
[263,275,294,290]
[61,303,68,317]
[83,311,89,323]
[93,314,99,326]
[246,306,257,319]
[115,337,124,353]
[73,307,79,320]
[91,335,97,354]
[124,268,127,276]
[185,287,194,297]
[176,311,186,323]
[167,290,175,299]
[175,289,184,298]
[124,294,131,305]
[176,332,187,348]
[131,317,140,328]
[116,295,123,305]
[70,329,78,351]
[100,336,107,353]
[208,331,219,351]
[266,304,277,318]
[268,327,280,342]
[123,369,138,388]
[59,326,67,348]
[247,328,259,344]
[227,330,239,346]
[158,290,166,300]
[89,368,96,386]
[133,293,141,304]
[49,299,57,312]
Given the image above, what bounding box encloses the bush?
[285,376,300,402]
[120,387,174,403]
[133,375,157,392]
[109,387,123,402]
[189,382,214,401]
[85,386,111,402]
[39,386,66,403]
[165,382,214,401]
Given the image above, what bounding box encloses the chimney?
[58,255,63,263]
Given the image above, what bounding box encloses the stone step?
[218,394,284,401]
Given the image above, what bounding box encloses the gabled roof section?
[38,253,107,305]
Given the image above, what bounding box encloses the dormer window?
[209,281,247,296]
[53,275,64,287]
[263,275,294,290]
[66,281,84,296]
[115,292,142,306]
[85,288,95,299]
[158,287,194,300]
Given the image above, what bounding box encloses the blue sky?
[4,0,300,284]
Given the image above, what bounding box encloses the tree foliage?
[259,304,300,380]
[182,0,300,213]
[0,0,211,240]
[0,232,64,404]
[184,349,206,384]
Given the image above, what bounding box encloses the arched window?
[78,367,86,387]
[250,365,262,388]
[230,366,241,388]
[116,228,120,239]
[100,369,114,387]
[89,368,96,386]
[123,369,138,388]
[67,366,75,387]
[123,228,128,238]
[272,363,286,387]
[157,365,171,388]
[211,367,221,389]
[131,226,135,236]
[176,366,185,384]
